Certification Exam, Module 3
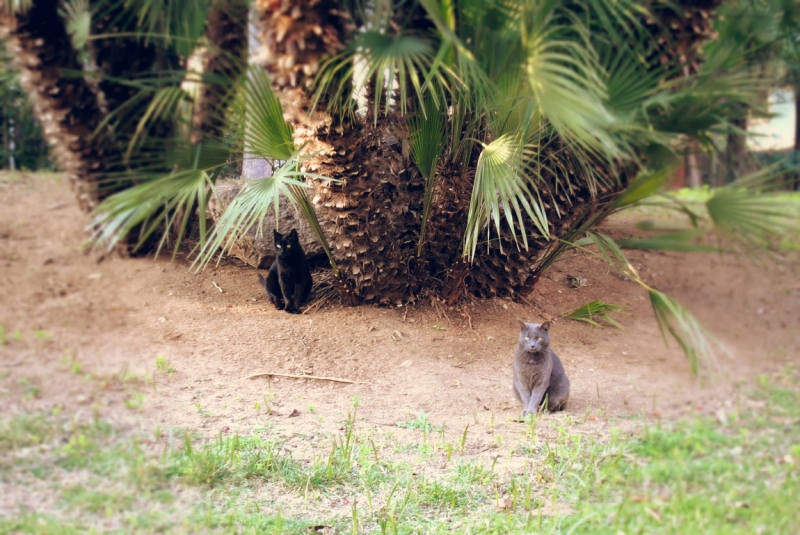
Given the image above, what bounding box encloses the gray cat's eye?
[525,336,530,340]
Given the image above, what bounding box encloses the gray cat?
[513,320,570,416]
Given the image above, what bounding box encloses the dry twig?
[247,371,368,384]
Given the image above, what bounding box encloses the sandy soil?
[1,172,798,445]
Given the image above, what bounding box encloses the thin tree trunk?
[1,109,7,169]
[726,105,748,183]
[794,85,799,190]
[686,141,703,188]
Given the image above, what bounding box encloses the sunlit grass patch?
[0,368,797,533]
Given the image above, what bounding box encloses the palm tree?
[3,0,796,370]
[1,0,109,210]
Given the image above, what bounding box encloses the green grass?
[1,368,798,533]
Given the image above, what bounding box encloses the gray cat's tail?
[257,273,266,288]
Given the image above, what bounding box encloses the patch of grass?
[561,299,626,328]
[125,393,144,411]
[61,484,135,515]
[33,330,52,341]
[0,368,798,533]
[17,377,41,400]
[0,413,59,450]
[155,355,175,375]
[396,410,443,433]
[0,325,6,346]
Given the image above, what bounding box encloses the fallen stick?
[246,372,368,384]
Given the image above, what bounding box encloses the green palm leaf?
[524,31,616,158]
[193,155,331,271]
[562,299,626,329]
[649,289,720,376]
[570,231,721,374]
[228,68,296,161]
[617,230,719,252]
[707,189,798,250]
[90,166,215,258]
[408,97,445,255]
[614,166,674,208]
[464,134,550,261]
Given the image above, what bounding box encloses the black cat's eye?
[287,244,292,248]
[276,245,282,249]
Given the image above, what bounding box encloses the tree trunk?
[248,0,723,305]
[242,4,274,180]
[1,0,106,211]
[192,0,249,143]
[726,111,748,183]
[794,85,799,190]
[686,141,703,188]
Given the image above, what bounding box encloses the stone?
[206,179,325,269]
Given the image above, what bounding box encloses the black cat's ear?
[541,321,551,331]
[289,229,298,240]
[273,229,282,241]
[517,319,527,331]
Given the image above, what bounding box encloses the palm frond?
[89,167,214,258]
[98,0,212,56]
[408,97,445,255]
[694,164,799,251]
[524,30,617,158]
[617,230,719,252]
[562,299,626,329]
[464,134,550,261]
[194,155,327,271]
[126,86,189,161]
[228,68,296,161]
[648,289,721,376]
[569,231,721,374]
[59,0,91,52]
[417,0,491,101]
[613,166,674,208]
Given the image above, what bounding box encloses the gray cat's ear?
[541,321,551,331]
[517,319,527,331]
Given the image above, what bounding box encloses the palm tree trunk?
[193,0,249,142]
[1,0,106,211]
[253,0,723,305]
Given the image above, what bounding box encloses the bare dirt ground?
[1,172,798,448]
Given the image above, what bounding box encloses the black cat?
[258,229,312,314]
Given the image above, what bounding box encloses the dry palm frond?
[303,268,340,314]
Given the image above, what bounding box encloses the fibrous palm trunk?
[255,0,723,305]
[1,0,106,212]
